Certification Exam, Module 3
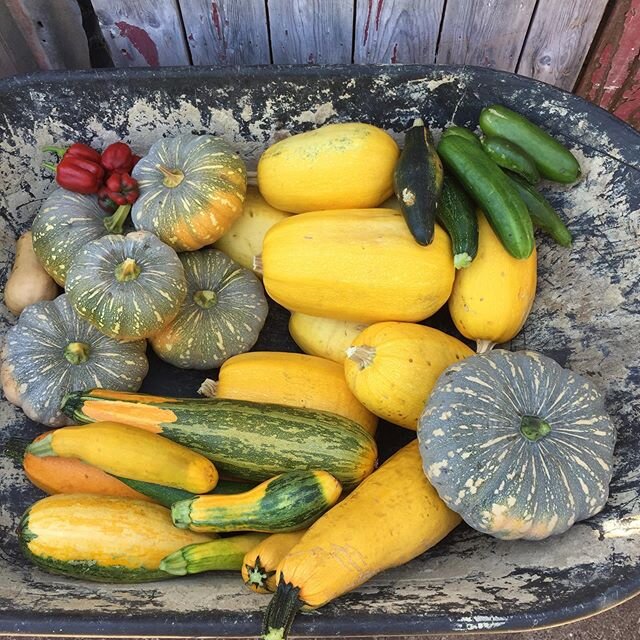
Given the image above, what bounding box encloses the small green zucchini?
[481,136,540,184]
[393,118,443,245]
[116,477,257,508]
[507,172,572,247]
[437,135,534,259]
[172,470,342,533]
[437,175,479,269]
[479,105,581,183]
[440,126,481,146]
[160,533,268,575]
[19,494,213,583]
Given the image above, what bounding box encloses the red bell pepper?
[102,172,139,206]
[43,142,102,164]
[42,142,105,194]
[101,142,137,173]
[97,186,118,213]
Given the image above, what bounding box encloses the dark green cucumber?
[61,389,377,489]
[481,135,540,184]
[438,175,478,269]
[172,470,342,533]
[507,172,572,247]
[441,126,481,146]
[116,477,257,508]
[393,118,443,245]
[479,105,581,183]
[437,135,534,259]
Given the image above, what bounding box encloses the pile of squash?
[2,112,616,640]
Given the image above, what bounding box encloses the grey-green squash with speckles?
[149,248,268,369]
[0,294,148,426]
[32,189,131,286]
[417,349,616,540]
[65,231,187,340]
[131,134,247,251]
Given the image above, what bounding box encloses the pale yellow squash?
[448,212,537,352]
[213,186,290,274]
[344,322,473,430]
[288,313,369,363]
[262,209,454,323]
[257,123,399,213]
[212,351,377,435]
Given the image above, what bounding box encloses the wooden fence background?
[0,0,638,129]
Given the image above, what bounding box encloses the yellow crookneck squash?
[448,211,537,352]
[257,123,399,213]
[344,322,473,430]
[261,209,454,323]
[211,351,377,435]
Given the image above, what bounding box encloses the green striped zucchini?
[61,389,377,488]
[172,470,342,533]
[19,494,213,583]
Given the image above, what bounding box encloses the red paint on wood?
[115,21,159,67]
[391,42,398,63]
[211,2,222,39]
[375,0,384,31]
[363,0,373,45]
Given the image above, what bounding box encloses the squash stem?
[345,345,376,370]
[64,342,91,365]
[103,204,132,234]
[198,378,218,398]
[413,117,425,128]
[245,556,273,590]
[453,252,472,269]
[171,498,195,529]
[261,582,303,640]
[193,289,218,309]
[156,164,185,188]
[253,254,263,275]
[476,339,495,354]
[520,415,551,442]
[25,433,55,458]
[115,258,141,282]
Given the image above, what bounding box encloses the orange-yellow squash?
[212,351,377,435]
[344,322,473,430]
[261,440,460,633]
[288,313,369,363]
[257,123,399,213]
[448,212,537,353]
[262,209,454,323]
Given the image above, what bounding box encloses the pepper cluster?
[43,141,141,212]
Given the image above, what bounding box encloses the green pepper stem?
[103,204,131,234]
[42,145,67,158]
[261,582,303,640]
[520,415,551,442]
[42,161,58,173]
[64,342,90,365]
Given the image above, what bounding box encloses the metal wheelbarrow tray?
[0,65,639,636]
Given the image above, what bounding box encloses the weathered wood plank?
[576,0,640,130]
[0,1,39,78]
[5,0,90,70]
[518,0,609,91]
[91,0,190,67]
[267,0,354,64]
[354,0,445,64]
[178,0,270,65]
[436,0,536,72]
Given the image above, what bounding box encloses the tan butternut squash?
[262,209,454,323]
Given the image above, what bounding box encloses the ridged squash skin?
[270,440,460,610]
[28,422,219,494]
[242,531,306,593]
[448,212,537,352]
[257,123,399,213]
[288,313,369,363]
[262,209,454,323]
[19,494,213,582]
[213,186,290,274]
[215,352,377,435]
[132,134,247,251]
[62,389,378,488]
[344,322,473,430]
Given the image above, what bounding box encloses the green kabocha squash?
[418,350,616,540]
[131,134,247,251]
[0,294,148,426]
[150,249,268,369]
[32,189,131,286]
[65,231,187,340]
